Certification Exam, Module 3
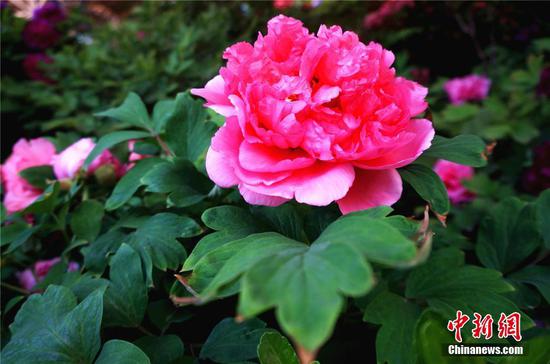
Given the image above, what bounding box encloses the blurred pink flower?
[51,138,121,180]
[274,0,293,9]
[523,141,550,194]
[434,160,475,204]
[444,75,491,105]
[1,138,56,213]
[23,53,54,83]
[192,15,433,214]
[364,0,414,29]
[123,140,152,172]
[17,257,79,291]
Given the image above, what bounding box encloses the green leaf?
[422,135,487,167]
[126,213,201,283]
[105,157,163,210]
[192,233,306,297]
[314,208,417,266]
[257,331,299,364]
[508,266,550,304]
[2,286,103,364]
[141,158,212,208]
[399,164,450,215]
[19,165,55,189]
[147,300,192,334]
[238,240,374,351]
[535,189,550,249]
[251,204,307,242]
[83,130,150,169]
[363,291,421,364]
[499,330,550,364]
[103,244,148,327]
[442,104,479,123]
[164,92,217,163]
[1,221,31,247]
[200,317,271,363]
[475,197,542,273]
[23,182,61,214]
[134,335,184,364]
[95,340,150,364]
[82,229,126,274]
[60,272,110,302]
[70,200,104,242]
[183,206,263,271]
[95,92,151,130]
[151,99,176,133]
[406,248,532,328]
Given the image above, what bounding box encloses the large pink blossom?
[434,160,475,204]
[51,138,121,180]
[17,257,79,291]
[444,75,491,105]
[192,15,434,214]
[1,138,56,213]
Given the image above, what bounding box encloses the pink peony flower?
[444,75,491,105]
[364,0,414,29]
[192,15,434,214]
[23,53,54,83]
[51,138,121,180]
[16,257,79,291]
[433,160,475,204]
[22,18,60,49]
[1,138,56,213]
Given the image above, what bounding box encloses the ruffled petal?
[239,185,289,206]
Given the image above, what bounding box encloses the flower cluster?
[1,137,131,214]
[193,15,434,214]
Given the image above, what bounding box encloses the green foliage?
[2,286,104,364]
[2,2,549,363]
[200,317,272,363]
[257,332,300,364]
[399,164,450,215]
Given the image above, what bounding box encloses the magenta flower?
[536,66,550,98]
[523,141,550,194]
[444,75,491,105]
[23,53,54,83]
[434,160,475,204]
[1,138,57,213]
[22,18,60,49]
[32,1,66,24]
[51,138,122,180]
[364,0,414,29]
[192,15,434,214]
[17,257,79,291]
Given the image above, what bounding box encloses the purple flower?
[23,18,60,49]
[523,141,550,194]
[23,53,54,83]
[536,66,550,98]
[32,1,66,24]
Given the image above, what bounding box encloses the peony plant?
[1,5,549,364]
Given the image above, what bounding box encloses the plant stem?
[1,281,30,295]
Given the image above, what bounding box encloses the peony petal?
[337,168,402,214]
[205,147,239,188]
[239,185,289,206]
[191,75,234,117]
[243,162,355,206]
[355,119,434,170]
[238,141,315,173]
